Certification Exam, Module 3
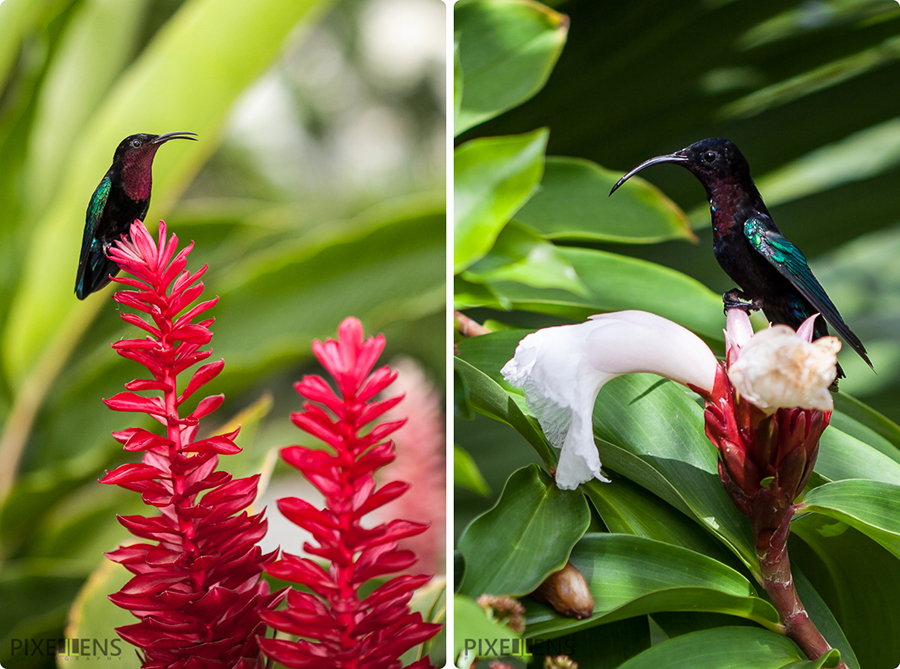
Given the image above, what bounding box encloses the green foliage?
[0,0,445,665]
[454,0,900,666]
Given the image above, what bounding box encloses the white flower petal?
[727,325,840,413]
[501,312,718,489]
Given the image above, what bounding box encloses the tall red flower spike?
[100,219,285,669]
[259,317,442,669]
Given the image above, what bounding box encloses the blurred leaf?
[454,129,549,273]
[23,0,149,214]
[0,560,87,664]
[454,0,568,135]
[524,534,780,638]
[790,516,897,669]
[755,116,900,207]
[543,617,651,669]
[799,479,900,561]
[453,593,520,664]
[62,558,138,669]
[455,444,491,496]
[457,464,590,597]
[463,220,587,295]
[454,36,463,130]
[515,157,696,243]
[616,626,840,669]
[814,425,900,485]
[479,247,725,340]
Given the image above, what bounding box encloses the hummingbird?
[609,137,872,378]
[75,131,198,299]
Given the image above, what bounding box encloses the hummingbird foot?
[722,289,762,314]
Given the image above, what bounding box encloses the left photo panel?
[0,0,446,667]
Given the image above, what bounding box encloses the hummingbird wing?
[744,217,873,369]
[75,174,112,299]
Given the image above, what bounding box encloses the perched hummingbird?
[75,131,198,299]
[609,137,872,378]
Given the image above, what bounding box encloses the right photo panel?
[453,1,900,668]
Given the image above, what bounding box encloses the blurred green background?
[0,0,445,665]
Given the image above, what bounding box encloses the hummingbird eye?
[131,139,142,149]
[704,151,717,163]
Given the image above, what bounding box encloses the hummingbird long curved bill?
[75,131,198,300]
[609,137,872,380]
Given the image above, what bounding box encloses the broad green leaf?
[479,247,725,340]
[453,593,521,664]
[791,567,860,669]
[791,516,895,669]
[454,36,463,129]
[454,274,508,310]
[515,157,695,243]
[462,220,588,295]
[455,0,567,135]
[814,426,900,485]
[62,559,137,669]
[584,476,743,572]
[799,479,900,561]
[543,617,651,669]
[3,0,334,386]
[457,464,589,598]
[524,534,780,638]
[454,129,549,273]
[616,626,840,669]
[455,444,491,496]
[833,392,900,452]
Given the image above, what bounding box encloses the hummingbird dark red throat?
[75,131,197,299]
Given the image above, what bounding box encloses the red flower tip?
[102,219,284,668]
[264,317,441,669]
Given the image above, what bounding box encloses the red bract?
[259,317,442,669]
[100,219,285,669]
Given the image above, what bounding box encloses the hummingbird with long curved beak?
[609,137,872,379]
[75,131,198,299]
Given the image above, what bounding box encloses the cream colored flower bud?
[727,325,841,413]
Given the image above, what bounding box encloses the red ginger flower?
[259,317,442,669]
[100,219,285,669]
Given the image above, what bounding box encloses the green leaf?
[791,517,895,669]
[454,36,463,129]
[479,247,725,341]
[524,534,780,638]
[799,479,900,561]
[617,626,840,669]
[542,617,651,669]
[455,0,568,135]
[814,426,900,485]
[63,559,139,668]
[463,220,588,295]
[515,157,696,243]
[833,392,900,453]
[453,594,521,664]
[454,129,549,273]
[457,464,590,598]
[455,444,491,496]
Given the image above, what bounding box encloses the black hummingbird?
[609,137,872,378]
[75,131,198,299]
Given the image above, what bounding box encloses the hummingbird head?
[115,132,197,200]
[609,137,752,196]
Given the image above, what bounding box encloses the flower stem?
[752,492,847,668]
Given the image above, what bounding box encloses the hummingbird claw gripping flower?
[100,220,284,669]
[258,317,442,669]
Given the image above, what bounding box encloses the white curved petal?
[724,308,754,364]
[728,325,840,412]
[501,312,717,489]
